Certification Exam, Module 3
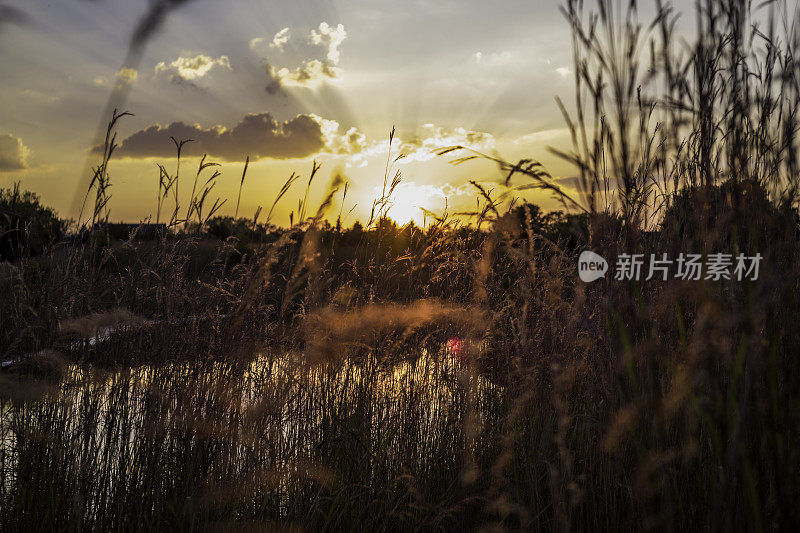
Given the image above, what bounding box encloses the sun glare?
[375,182,442,226]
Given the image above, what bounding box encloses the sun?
[381,182,441,226]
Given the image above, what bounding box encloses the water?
[0,345,499,521]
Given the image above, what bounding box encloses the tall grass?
[2,0,800,530]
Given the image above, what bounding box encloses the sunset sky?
[0,0,696,226]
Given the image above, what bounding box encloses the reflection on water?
[0,344,501,522]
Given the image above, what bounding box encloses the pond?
[0,344,504,526]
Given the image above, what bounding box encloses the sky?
[0,0,704,226]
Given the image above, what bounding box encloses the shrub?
[0,183,65,261]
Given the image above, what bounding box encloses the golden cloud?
[155,54,232,84]
[0,134,29,171]
[271,59,340,88]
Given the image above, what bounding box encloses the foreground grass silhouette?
[3,0,800,530]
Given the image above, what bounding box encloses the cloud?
[115,68,138,90]
[112,111,499,173]
[317,122,497,168]
[399,124,496,162]
[271,59,340,88]
[270,27,291,49]
[315,116,368,156]
[0,134,30,171]
[556,67,570,78]
[271,27,291,49]
[513,128,570,145]
[250,27,291,51]
[472,50,518,67]
[373,181,476,203]
[111,113,328,162]
[257,22,347,93]
[310,22,346,65]
[263,63,285,95]
[155,54,231,84]
[91,68,136,90]
[21,89,60,104]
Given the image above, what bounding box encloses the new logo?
[578,251,608,282]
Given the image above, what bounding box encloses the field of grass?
[2,0,800,530]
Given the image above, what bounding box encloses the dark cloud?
[0,134,29,171]
[159,72,204,90]
[264,63,286,95]
[111,113,326,162]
